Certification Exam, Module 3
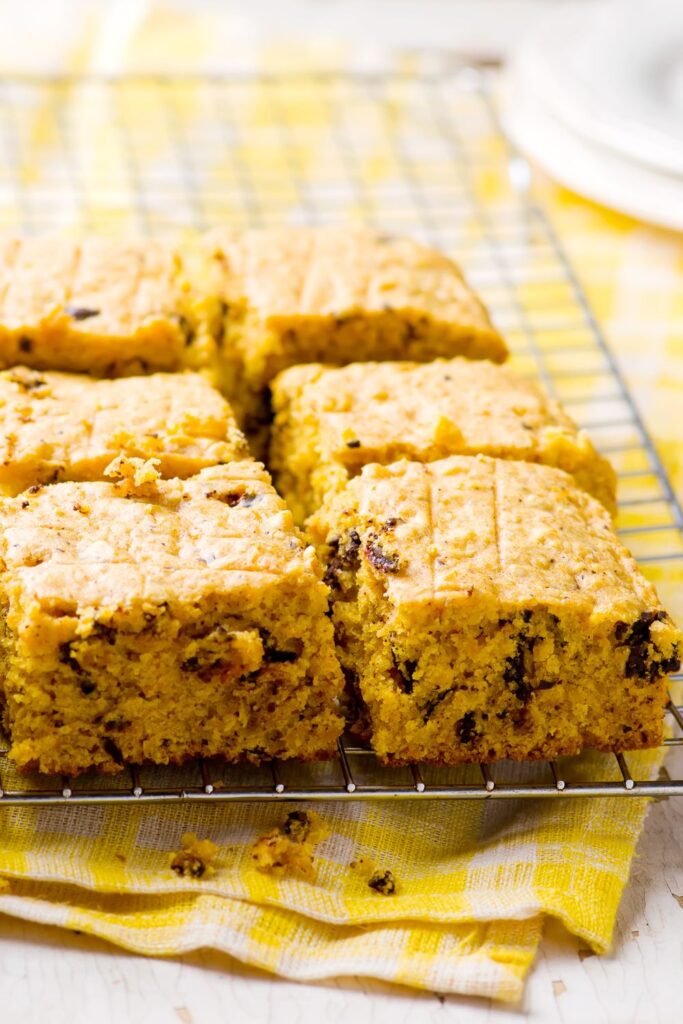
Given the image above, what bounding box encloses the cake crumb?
[351,856,398,894]
[170,832,219,879]
[105,454,161,496]
[281,808,328,843]
[350,856,376,878]
[368,869,398,895]
[251,810,329,882]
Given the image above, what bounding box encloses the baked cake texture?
[270,358,617,524]
[182,225,507,440]
[0,367,249,495]
[0,238,216,377]
[0,462,343,775]
[0,231,503,450]
[309,455,680,764]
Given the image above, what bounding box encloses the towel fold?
[0,748,662,1000]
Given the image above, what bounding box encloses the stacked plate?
[502,0,683,231]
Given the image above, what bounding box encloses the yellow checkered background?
[0,3,681,1002]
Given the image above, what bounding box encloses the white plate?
[503,2,683,231]
[508,2,683,178]
[570,0,683,178]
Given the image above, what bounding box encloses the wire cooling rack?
[0,68,681,803]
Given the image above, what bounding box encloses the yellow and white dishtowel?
[0,747,663,1001]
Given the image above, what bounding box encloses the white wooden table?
[1,743,680,1023]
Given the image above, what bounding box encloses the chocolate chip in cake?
[93,622,117,645]
[616,611,680,680]
[390,653,417,695]
[65,305,100,321]
[104,717,128,733]
[340,665,366,723]
[345,528,361,559]
[455,710,478,745]
[259,629,303,664]
[364,534,400,574]
[205,489,260,508]
[7,369,46,391]
[265,647,300,664]
[422,686,456,722]
[174,313,195,346]
[323,529,362,590]
[18,336,32,353]
[59,641,83,674]
[102,737,124,765]
[503,620,538,701]
[332,314,354,328]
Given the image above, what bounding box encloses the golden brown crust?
[312,455,680,765]
[182,226,507,434]
[270,358,617,523]
[1,462,321,599]
[0,231,505,444]
[312,456,651,615]
[0,464,344,775]
[0,238,199,375]
[0,227,668,776]
[0,367,248,495]
[197,225,503,346]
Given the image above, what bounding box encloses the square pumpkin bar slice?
[0,238,217,377]
[0,462,343,775]
[270,358,617,524]
[182,226,507,441]
[0,367,249,495]
[309,456,680,765]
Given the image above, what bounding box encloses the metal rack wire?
[0,68,681,804]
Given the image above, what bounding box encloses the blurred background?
[3,0,682,233]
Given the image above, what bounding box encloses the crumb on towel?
[251,810,329,882]
[368,868,398,895]
[351,857,398,894]
[170,832,219,879]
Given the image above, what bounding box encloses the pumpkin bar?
[309,456,680,765]
[0,238,217,377]
[0,462,344,775]
[182,226,507,440]
[270,358,617,524]
[0,367,249,495]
